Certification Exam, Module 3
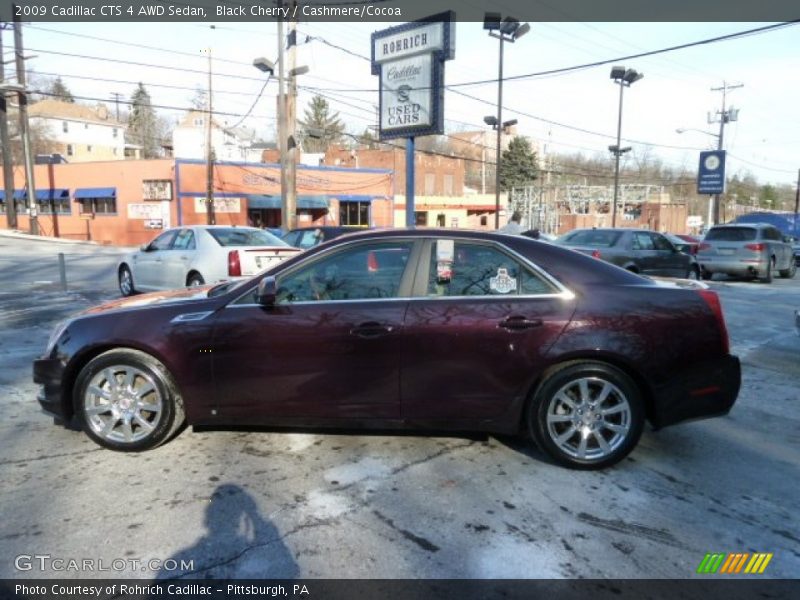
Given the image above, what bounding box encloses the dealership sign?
[371,12,455,140]
[697,150,726,195]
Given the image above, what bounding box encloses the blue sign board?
[697,150,726,195]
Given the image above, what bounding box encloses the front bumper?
[33,357,68,420]
[650,354,741,429]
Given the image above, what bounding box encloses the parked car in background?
[118,226,300,296]
[282,226,366,250]
[670,233,701,255]
[791,238,800,266]
[36,229,740,470]
[555,228,698,279]
[696,223,795,283]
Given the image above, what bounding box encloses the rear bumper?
[650,354,741,429]
[33,357,68,420]
[698,257,768,275]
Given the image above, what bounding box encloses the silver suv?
[697,223,796,283]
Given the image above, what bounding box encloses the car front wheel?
[74,349,185,451]
[118,265,135,296]
[187,273,205,287]
[779,260,796,279]
[527,361,644,470]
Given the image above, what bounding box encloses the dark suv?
[696,223,795,283]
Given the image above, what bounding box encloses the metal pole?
[13,10,37,235]
[494,37,504,229]
[286,4,298,231]
[205,47,215,225]
[276,7,290,231]
[611,80,624,228]
[713,87,726,226]
[405,136,415,227]
[58,252,67,291]
[793,168,799,237]
[0,25,17,230]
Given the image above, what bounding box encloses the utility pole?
[110,92,122,121]
[794,168,799,236]
[285,1,298,231]
[205,47,215,225]
[709,81,742,226]
[0,24,17,230]
[276,4,290,231]
[13,8,37,235]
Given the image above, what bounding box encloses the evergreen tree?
[299,95,344,152]
[49,77,74,103]
[127,83,160,158]
[498,136,538,191]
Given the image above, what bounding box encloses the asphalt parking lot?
[1,233,798,579]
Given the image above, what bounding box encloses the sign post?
[697,150,726,228]
[372,12,455,227]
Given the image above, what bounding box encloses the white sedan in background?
[118,225,300,296]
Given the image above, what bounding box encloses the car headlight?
[44,319,71,357]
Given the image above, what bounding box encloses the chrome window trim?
[225,234,576,308]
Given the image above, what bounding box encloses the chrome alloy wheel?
[119,268,133,295]
[545,377,632,461]
[83,365,163,444]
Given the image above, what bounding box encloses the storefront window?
[339,201,370,226]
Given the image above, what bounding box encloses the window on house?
[480,215,488,226]
[436,213,446,227]
[424,173,436,195]
[66,144,74,156]
[112,128,118,138]
[84,123,89,129]
[339,201,370,226]
[37,199,72,215]
[193,118,204,127]
[87,145,92,153]
[62,121,68,133]
[112,148,117,155]
[443,174,454,196]
[79,197,117,215]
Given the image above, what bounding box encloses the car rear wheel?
[759,258,774,284]
[526,361,644,470]
[187,272,205,287]
[687,265,700,280]
[701,269,712,281]
[118,265,135,296]
[779,260,796,279]
[74,349,185,451]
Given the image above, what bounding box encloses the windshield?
[207,228,289,247]
[557,230,622,247]
[705,227,757,242]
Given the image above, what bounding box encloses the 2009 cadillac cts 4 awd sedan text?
[33,229,740,469]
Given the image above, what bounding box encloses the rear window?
[207,228,288,247]
[705,227,757,242]
[558,230,622,247]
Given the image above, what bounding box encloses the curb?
[0,229,101,247]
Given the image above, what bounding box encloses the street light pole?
[609,66,643,228]
[484,13,530,230]
[0,25,17,230]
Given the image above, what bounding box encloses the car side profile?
[118,225,300,295]
[696,223,795,283]
[35,229,740,470]
[555,228,698,279]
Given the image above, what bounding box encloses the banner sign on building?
[697,150,726,195]
[371,12,455,140]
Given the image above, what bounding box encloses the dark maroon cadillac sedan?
[33,229,740,469]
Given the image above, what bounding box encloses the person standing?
[498,210,525,235]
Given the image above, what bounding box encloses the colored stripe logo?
[697,552,773,574]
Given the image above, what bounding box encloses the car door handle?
[350,322,394,339]
[499,316,543,331]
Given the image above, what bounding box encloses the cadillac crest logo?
[490,268,517,294]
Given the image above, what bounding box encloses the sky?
[10,18,800,188]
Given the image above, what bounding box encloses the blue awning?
[35,189,70,201]
[246,195,280,209]
[74,187,116,199]
[246,195,329,210]
[0,190,26,202]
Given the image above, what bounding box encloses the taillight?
[698,243,711,252]
[744,243,765,252]
[591,249,602,259]
[698,289,729,355]
[228,250,241,276]
[367,251,379,272]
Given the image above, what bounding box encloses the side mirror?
[140,244,151,252]
[256,276,277,306]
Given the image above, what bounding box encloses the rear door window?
[560,230,622,247]
[705,227,757,242]
[633,232,655,250]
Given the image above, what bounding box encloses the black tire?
[687,265,700,280]
[118,265,136,296]
[526,361,644,470]
[759,258,773,284]
[701,269,712,281]
[187,272,205,287]
[779,260,796,279]
[74,349,185,451]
